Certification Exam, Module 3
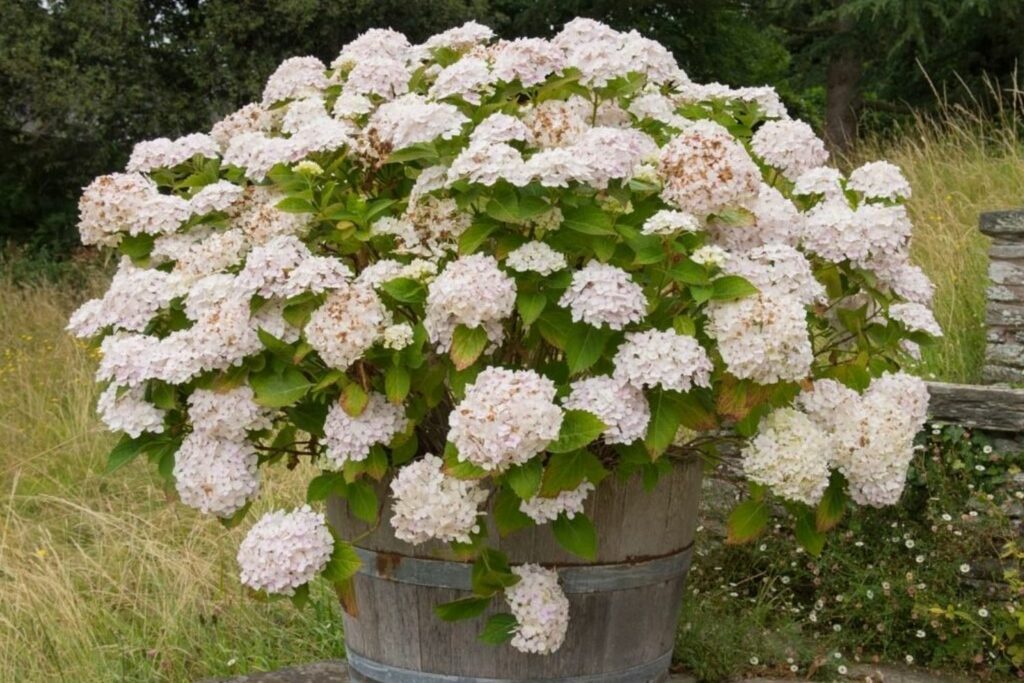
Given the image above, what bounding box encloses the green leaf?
[485,185,521,223]
[434,595,492,621]
[341,383,369,417]
[726,499,769,544]
[347,480,379,524]
[307,472,349,502]
[385,142,438,164]
[536,309,572,350]
[443,442,489,480]
[711,275,759,301]
[471,548,520,596]
[548,410,606,454]
[276,197,316,213]
[505,459,543,500]
[564,325,612,375]
[322,537,362,584]
[816,471,848,532]
[670,259,709,286]
[794,508,826,557]
[552,512,597,560]
[493,487,533,536]
[105,433,159,473]
[459,221,497,254]
[561,204,616,235]
[516,292,547,327]
[250,365,312,408]
[450,325,488,371]
[381,277,427,304]
[118,233,155,260]
[541,449,608,497]
[287,400,328,436]
[645,389,684,459]
[385,365,411,404]
[478,613,518,645]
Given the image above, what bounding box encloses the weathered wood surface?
[979,210,1024,383]
[326,458,703,682]
[926,381,1024,433]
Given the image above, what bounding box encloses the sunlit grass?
[0,275,346,682]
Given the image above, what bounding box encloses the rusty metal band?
[345,648,674,683]
[352,544,693,594]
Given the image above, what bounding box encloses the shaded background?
[2,0,1023,253]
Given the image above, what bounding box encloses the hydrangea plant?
[69,19,942,654]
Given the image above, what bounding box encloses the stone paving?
[207,660,971,682]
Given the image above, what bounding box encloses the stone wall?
[980,210,1024,384]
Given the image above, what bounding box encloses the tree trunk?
[824,8,861,152]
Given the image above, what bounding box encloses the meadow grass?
[0,101,1021,681]
[852,89,1024,382]
[0,273,347,681]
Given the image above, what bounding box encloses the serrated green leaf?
[250,365,311,408]
[516,292,547,326]
[471,548,519,596]
[505,459,543,500]
[385,365,411,404]
[795,508,826,556]
[346,480,379,524]
[307,472,348,502]
[711,275,758,301]
[381,277,427,304]
[322,538,362,584]
[564,325,612,375]
[494,487,533,536]
[276,197,316,213]
[645,389,683,459]
[548,410,606,454]
[541,449,608,497]
[459,221,497,254]
[341,383,369,417]
[816,471,848,532]
[434,595,491,621]
[450,325,488,371]
[443,442,489,480]
[552,512,597,560]
[478,613,518,645]
[561,204,616,235]
[726,499,768,544]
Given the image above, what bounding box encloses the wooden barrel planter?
[327,456,702,683]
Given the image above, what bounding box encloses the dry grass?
[0,276,346,682]
[852,82,1024,382]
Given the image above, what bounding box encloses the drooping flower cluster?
[237,506,334,596]
[505,565,571,655]
[71,17,941,656]
[389,454,489,544]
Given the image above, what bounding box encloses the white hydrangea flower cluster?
[96,384,166,438]
[449,368,563,473]
[237,506,334,596]
[389,454,489,544]
[424,254,516,352]
[613,329,713,393]
[505,564,570,655]
[519,482,595,524]
[72,19,943,653]
[323,394,408,469]
[562,376,650,445]
[558,262,648,330]
[741,408,833,505]
[505,241,567,276]
[173,432,260,518]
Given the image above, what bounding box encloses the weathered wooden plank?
[926,381,1024,432]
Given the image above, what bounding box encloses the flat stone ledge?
[927,381,1024,433]
[205,661,969,683]
[980,209,1024,237]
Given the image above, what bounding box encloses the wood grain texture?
[327,458,702,681]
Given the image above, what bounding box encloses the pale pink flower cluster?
[563,376,650,445]
[848,161,912,200]
[613,329,713,392]
[305,285,389,370]
[424,255,516,352]
[750,120,829,180]
[262,56,328,105]
[708,185,803,252]
[505,564,570,654]
[558,262,648,330]
[389,454,489,544]
[96,384,166,438]
[741,408,833,505]
[707,293,812,384]
[323,394,408,469]
[173,432,260,518]
[237,506,334,595]
[658,120,761,217]
[127,133,219,172]
[505,241,567,276]
[889,302,943,337]
[187,386,273,441]
[519,481,595,524]
[448,368,563,472]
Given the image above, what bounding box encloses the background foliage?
[2,0,1023,252]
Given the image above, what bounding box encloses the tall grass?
[853,78,1024,382]
[0,275,345,681]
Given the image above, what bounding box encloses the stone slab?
[926,381,1024,432]
[980,209,1024,237]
